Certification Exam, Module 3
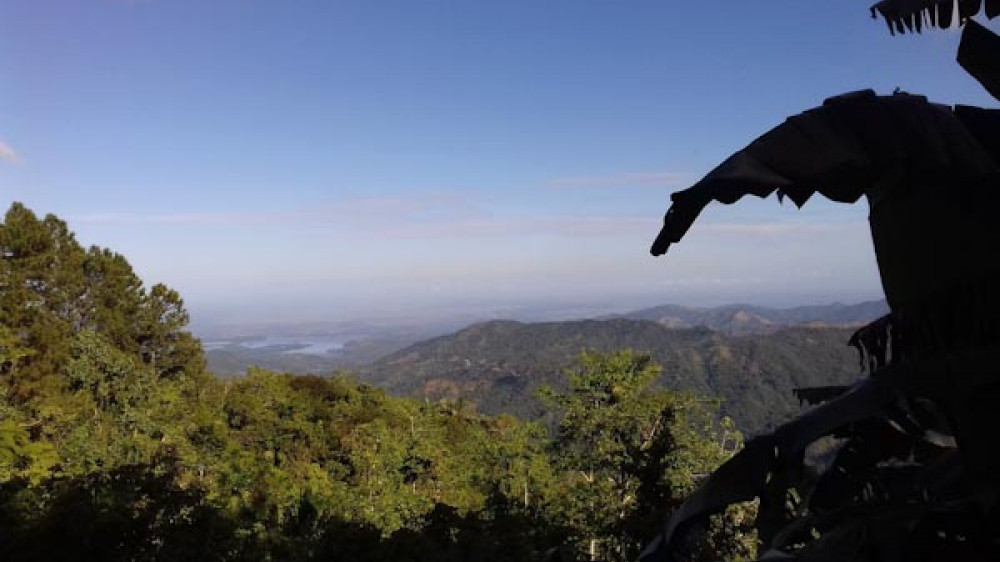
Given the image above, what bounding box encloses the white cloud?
[0,142,20,164]
[695,221,868,236]
[71,193,490,227]
[545,171,693,189]
[71,199,866,247]
[380,215,654,238]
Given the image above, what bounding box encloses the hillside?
[612,300,888,335]
[367,319,862,435]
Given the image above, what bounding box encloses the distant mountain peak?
[613,299,887,335]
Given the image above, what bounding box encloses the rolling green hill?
[367,319,862,435]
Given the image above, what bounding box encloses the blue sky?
[2,1,997,324]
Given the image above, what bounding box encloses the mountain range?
[366,319,865,435]
[608,299,888,335]
[204,300,887,434]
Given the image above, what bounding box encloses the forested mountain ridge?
[368,319,862,435]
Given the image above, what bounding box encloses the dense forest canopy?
[0,203,755,561]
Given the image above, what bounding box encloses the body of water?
[203,336,356,356]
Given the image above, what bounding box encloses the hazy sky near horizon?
[2,1,997,324]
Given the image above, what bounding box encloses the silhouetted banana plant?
[870,0,999,34]
[640,12,1000,561]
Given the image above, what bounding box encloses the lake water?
[203,336,352,356]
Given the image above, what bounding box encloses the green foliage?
[0,204,205,402]
[0,203,756,561]
[0,419,59,484]
[539,350,754,561]
[0,326,34,377]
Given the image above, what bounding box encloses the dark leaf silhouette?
[643,22,1000,558]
